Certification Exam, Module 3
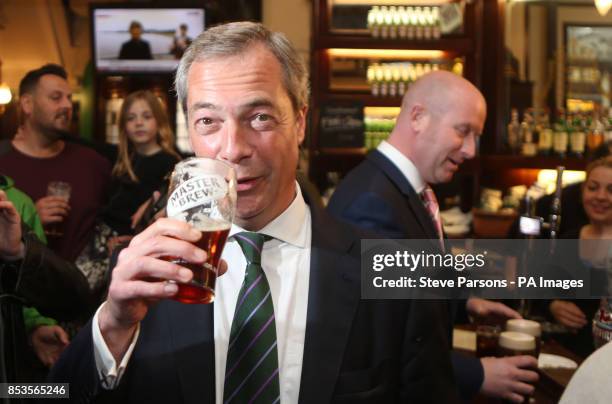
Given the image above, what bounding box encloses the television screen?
[93,8,205,73]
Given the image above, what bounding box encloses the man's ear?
[295,105,308,146]
[20,94,33,116]
[408,103,429,136]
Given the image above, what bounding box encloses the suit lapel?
[367,150,440,242]
[168,301,216,404]
[298,207,361,403]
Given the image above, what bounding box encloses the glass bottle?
[407,7,416,39]
[389,6,399,39]
[507,108,521,154]
[381,6,392,39]
[553,109,569,158]
[415,7,424,39]
[569,113,586,158]
[587,108,605,156]
[398,65,409,96]
[423,7,432,39]
[593,298,612,350]
[432,7,441,39]
[398,7,408,39]
[390,67,400,97]
[521,109,537,157]
[375,6,386,38]
[367,64,377,96]
[367,7,377,37]
[538,108,553,156]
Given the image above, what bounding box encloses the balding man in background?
[328,71,539,403]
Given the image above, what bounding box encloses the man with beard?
[0,64,111,261]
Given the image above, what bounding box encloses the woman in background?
[548,156,612,357]
[103,90,180,236]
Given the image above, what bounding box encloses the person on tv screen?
[171,23,192,59]
[118,21,152,60]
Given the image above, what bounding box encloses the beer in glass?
[166,158,236,304]
[46,181,71,237]
[506,319,542,357]
[476,325,501,357]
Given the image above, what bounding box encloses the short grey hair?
[175,21,309,116]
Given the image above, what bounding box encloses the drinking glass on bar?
[46,181,71,237]
[476,324,501,358]
[165,157,236,304]
[506,319,542,357]
[498,331,538,403]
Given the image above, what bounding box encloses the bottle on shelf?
[553,109,569,158]
[423,7,433,39]
[390,67,400,97]
[537,108,553,156]
[520,109,537,157]
[407,7,417,39]
[398,66,409,96]
[569,112,586,158]
[367,6,378,38]
[381,6,392,39]
[391,6,401,39]
[382,65,393,97]
[507,108,521,154]
[367,64,378,96]
[587,108,605,156]
[375,6,385,38]
[432,7,441,39]
[415,7,424,39]
[398,7,409,39]
[605,109,612,143]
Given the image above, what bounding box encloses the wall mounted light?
[595,0,612,16]
[0,60,12,114]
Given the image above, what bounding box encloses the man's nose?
[218,121,253,164]
[61,96,73,111]
[461,135,477,160]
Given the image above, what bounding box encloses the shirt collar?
[377,140,427,194]
[228,181,309,248]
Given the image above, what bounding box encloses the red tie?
[420,185,444,248]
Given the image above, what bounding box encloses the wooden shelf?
[321,92,404,107]
[479,155,587,171]
[567,58,612,69]
[317,34,473,53]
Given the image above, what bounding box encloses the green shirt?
[1,175,57,332]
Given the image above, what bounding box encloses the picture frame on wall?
[564,24,612,111]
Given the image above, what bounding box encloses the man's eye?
[197,117,214,125]
[194,117,220,134]
[251,114,276,130]
[455,125,470,136]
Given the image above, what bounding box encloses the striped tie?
[224,232,280,404]
[421,185,444,248]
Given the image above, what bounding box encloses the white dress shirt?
[92,183,312,404]
[377,140,426,194]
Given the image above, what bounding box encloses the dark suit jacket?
[49,191,459,403]
[327,149,483,399]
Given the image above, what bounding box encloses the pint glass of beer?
[506,319,542,357]
[166,158,236,304]
[46,181,71,237]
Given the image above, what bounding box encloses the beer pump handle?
[549,166,564,240]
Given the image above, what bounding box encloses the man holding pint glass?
[50,22,460,403]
